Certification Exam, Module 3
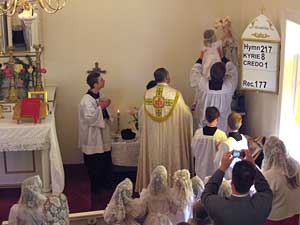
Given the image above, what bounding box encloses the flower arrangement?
[214,16,232,30]
[128,107,139,130]
[0,56,47,99]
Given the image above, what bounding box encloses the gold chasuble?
[135,83,193,192]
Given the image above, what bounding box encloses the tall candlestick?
[117,109,120,133]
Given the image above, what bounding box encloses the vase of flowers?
[14,56,47,97]
[128,107,139,131]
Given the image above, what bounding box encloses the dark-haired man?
[190,53,238,132]
[201,150,273,225]
[192,106,227,179]
[135,68,193,192]
[78,72,112,209]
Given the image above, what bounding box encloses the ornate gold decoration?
[0,0,66,16]
[251,32,270,39]
[34,45,43,91]
[249,19,258,29]
[6,46,18,102]
[144,85,180,123]
[267,19,274,31]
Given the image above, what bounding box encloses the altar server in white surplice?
[136,68,193,192]
[79,71,112,209]
[214,112,248,180]
[192,106,227,179]
[190,56,238,132]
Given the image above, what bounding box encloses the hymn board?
[241,14,281,93]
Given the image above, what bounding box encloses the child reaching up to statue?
[201,29,222,79]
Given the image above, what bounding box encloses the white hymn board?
[241,14,281,93]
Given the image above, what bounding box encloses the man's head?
[227,112,242,131]
[205,106,220,124]
[86,72,105,90]
[231,160,256,194]
[154,68,170,84]
[210,62,226,81]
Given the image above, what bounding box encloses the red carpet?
[0,164,137,223]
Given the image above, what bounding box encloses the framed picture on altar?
[28,91,48,103]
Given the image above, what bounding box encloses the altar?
[0,87,64,193]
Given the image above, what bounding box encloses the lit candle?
[117,109,120,133]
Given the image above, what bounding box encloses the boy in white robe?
[192,107,227,179]
[214,112,248,179]
[78,71,112,209]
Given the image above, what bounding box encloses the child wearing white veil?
[191,176,205,202]
[104,178,139,225]
[8,175,47,225]
[135,165,175,225]
[172,169,195,224]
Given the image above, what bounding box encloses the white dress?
[202,40,222,79]
[190,62,238,132]
[8,204,44,225]
[139,190,175,225]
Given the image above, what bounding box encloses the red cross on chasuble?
[144,84,180,122]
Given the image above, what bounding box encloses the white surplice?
[190,61,238,132]
[78,93,111,154]
[135,83,193,192]
[214,135,248,179]
[192,128,227,179]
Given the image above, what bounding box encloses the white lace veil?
[19,175,46,208]
[104,178,133,224]
[149,165,168,196]
[204,176,232,197]
[173,169,194,204]
[191,176,205,201]
[262,136,300,187]
[43,193,69,225]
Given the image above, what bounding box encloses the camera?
[232,150,245,158]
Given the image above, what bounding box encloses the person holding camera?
[201,150,273,225]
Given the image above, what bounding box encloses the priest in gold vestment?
[135,68,193,192]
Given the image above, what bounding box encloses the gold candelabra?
[6,46,18,102]
[0,0,66,16]
[34,44,43,91]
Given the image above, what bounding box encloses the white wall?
[43,0,222,164]
[43,0,300,164]
[223,0,300,137]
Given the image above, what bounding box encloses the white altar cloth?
[0,113,64,193]
[111,140,139,167]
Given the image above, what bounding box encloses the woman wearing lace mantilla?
[8,176,47,225]
[171,169,195,224]
[262,136,300,225]
[134,165,176,225]
[104,178,139,225]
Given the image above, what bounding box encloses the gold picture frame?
[28,91,48,103]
